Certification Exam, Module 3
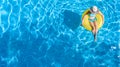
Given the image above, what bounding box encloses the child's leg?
[90,22,95,34]
[93,21,98,41]
[94,21,98,34]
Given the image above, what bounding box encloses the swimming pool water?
[0,0,120,67]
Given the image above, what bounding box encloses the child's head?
[90,6,99,14]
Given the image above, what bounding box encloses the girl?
[82,6,104,41]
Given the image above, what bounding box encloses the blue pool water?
[0,0,120,67]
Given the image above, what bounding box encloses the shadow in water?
[63,10,81,30]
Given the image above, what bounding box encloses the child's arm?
[81,15,86,26]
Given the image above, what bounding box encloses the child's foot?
[94,37,97,42]
[80,24,83,26]
[94,34,97,42]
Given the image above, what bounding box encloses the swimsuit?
[89,13,97,22]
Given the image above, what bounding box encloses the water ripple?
[0,0,120,67]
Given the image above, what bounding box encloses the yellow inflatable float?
[82,9,104,31]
